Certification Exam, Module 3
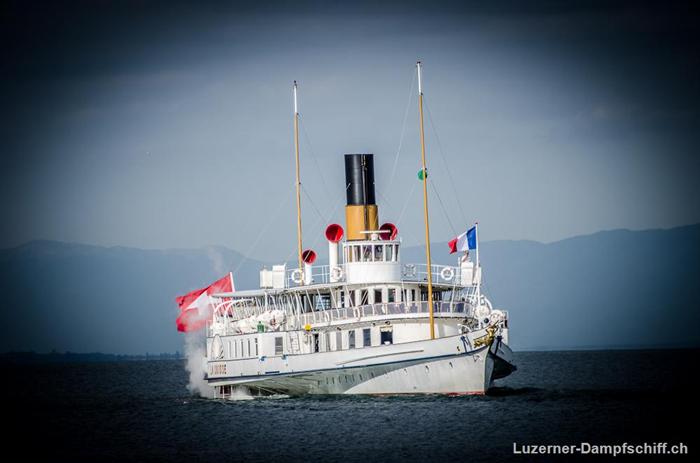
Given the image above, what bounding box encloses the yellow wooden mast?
[293,81,303,277]
[417,61,435,340]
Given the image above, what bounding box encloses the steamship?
[203,63,516,396]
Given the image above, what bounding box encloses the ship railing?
[208,299,480,336]
[285,264,333,287]
[400,263,467,286]
[284,262,468,288]
[290,300,475,327]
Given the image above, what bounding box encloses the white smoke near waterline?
[180,246,233,399]
[228,386,254,401]
[184,332,215,398]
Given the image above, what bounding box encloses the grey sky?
[2,0,698,261]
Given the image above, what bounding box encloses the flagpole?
[475,222,481,303]
[475,222,479,276]
[417,61,435,340]
[293,81,303,280]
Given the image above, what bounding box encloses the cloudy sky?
[2,0,698,261]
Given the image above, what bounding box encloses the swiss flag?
[175,273,234,332]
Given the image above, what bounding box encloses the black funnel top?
[344,154,376,206]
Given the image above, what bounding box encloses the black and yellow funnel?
[344,154,379,240]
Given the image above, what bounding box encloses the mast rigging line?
[395,179,419,235]
[301,184,330,226]
[383,67,417,206]
[283,183,350,266]
[429,179,458,237]
[232,191,294,277]
[375,187,421,247]
[423,97,468,227]
[298,113,333,207]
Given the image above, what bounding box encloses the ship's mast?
[293,81,303,277]
[417,61,435,340]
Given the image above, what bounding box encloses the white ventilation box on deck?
[259,264,287,289]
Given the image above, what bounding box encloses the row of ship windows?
[225,328,393,359]
[345,244,399,263]
[311,327,393,353]
[314,288,431,310]
[227,338,259,359]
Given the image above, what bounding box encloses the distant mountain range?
[1,224,698,354]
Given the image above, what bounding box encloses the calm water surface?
[5,350,696,461]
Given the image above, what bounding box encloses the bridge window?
[362,245,371,261]
[374,289,382,303]
[374,245,383,261]
[363,328,371,347]
[386,244,393,261]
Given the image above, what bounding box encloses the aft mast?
[417,61,435,340]
[293,81,303,278]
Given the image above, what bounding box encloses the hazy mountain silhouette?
[403,223,700,350]
[1,225,698,354]
[0,241,263,355]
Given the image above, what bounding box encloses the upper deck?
[250,260,479,293]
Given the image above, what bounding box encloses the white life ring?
[403,264,416,277]
[440,267,455,281]
[291,269,303,284]
[330,266,344,280]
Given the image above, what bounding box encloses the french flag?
[175,273,234,332]
[448,226,477,254]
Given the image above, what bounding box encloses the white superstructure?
[205,233,515,396]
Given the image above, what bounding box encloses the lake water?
[4,350,695,461]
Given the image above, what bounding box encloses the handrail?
[210,300,478,337]
[284,262,469,288]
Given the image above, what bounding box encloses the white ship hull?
[206,330,515,396]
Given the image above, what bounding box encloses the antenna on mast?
[417,61,435,340]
